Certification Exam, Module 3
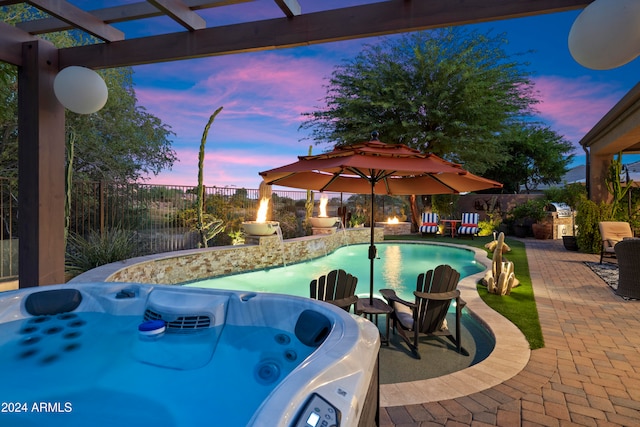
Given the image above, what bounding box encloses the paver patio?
[380,238,640,426]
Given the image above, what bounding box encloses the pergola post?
[17,40,65,287]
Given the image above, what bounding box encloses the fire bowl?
[242,221,280,236]
[309,217,339,228]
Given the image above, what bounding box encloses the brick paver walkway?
[380,238,640,426]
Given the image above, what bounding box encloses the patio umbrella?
[259,135,502,305]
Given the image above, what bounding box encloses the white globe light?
[53,66,108,114]
[568,0,640,70]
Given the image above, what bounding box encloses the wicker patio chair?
[613,239,640,299]
[599,221,633,263]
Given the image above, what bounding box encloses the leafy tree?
[66,67,176,182]
[482,123,574,193]
[0,5,176,183]
[302,28,539,174]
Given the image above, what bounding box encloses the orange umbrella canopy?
[259,138,502,306]
[259,140,502,195]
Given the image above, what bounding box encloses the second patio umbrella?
[259,137,502,305]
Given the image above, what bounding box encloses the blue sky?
[79,1,640,187]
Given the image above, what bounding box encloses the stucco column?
[589,153,613,204]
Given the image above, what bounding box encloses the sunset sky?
[79,1,640,188]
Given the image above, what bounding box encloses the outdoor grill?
[546,202,572,218]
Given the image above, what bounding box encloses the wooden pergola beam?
[16,0,253,34]
[59,0,592,69]
[26,0,124,42]
[0,21,36,65]
[147,0,206,31]
[274,0,301,18]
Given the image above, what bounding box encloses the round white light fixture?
[568,0,640,70]
[53,66,108,114]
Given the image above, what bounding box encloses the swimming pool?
[185,242,485,302]
[186,242,495,381]
[0,283,380,426]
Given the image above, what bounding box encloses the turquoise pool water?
[185,242,484,301]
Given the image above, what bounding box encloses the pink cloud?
[145,146,306,187]
[134,52,333,148]
[532,75,625,145]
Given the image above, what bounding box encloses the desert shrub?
[65,229,139,277]
[575,199,612,253]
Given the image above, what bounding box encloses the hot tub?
[0,283,380,426]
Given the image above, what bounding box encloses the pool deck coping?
[379,241,530,407]
[4,239,528,408]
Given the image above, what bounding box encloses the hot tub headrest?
[295,309,331,348]
[24,289,83,316]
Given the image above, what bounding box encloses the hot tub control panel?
[293,393,340,427]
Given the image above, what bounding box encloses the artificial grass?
[385,234,544,350]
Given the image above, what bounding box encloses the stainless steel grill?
[546,202,572,218]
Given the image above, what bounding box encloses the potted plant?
[531,215,553,239]
[509,199,545,238]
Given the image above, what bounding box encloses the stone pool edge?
[379,241,530,407]
[69,233,530,408]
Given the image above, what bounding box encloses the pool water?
[187,242,496,382]
[186,242,484,301]
[0,312,314,427]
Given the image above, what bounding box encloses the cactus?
[196,106,224,248]
[64,129,77,246]
[304,145,314,228]
[483,232,519,295]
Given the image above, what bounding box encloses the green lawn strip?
[385,234,544,349]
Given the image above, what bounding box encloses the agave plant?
[65,229,138,277]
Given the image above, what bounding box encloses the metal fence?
[0,178,17,280]
[67,181,345,254]
[0,178,415,281]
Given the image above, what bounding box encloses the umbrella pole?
[368,180,376,306]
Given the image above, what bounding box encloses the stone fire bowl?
[242,221,279,236]
[309,217,339,228]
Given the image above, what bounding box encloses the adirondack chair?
[380,264,467,359]
[310,269,359,312]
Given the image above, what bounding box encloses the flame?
[387,216,399,224]
[318,195,328,217]
[256,198,269,223]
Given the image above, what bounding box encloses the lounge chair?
[419,212,439,236]
[599,221,633,263]
[613,239,640,299]
[457,212,479,238]
[379,264,467,359]
[310,269,358,312]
